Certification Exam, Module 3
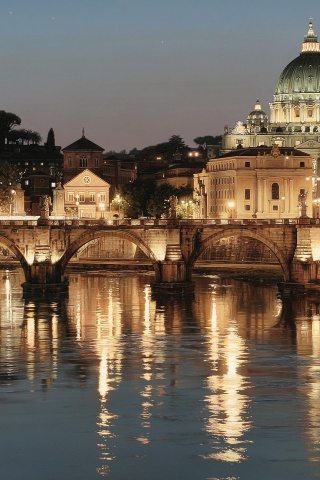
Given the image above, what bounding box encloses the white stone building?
[220,20,320,163]
[63,169,111,219]
[195,145,313,219]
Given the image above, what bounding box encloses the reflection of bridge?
[0,216,320,295]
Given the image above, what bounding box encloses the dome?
[247,99,269,126]
[275,20,320,96]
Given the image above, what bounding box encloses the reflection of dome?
[247,99,269,126]
[274,20,320,97]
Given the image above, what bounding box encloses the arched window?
[80,156,88,168]
[272,183,279,200]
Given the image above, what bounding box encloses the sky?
[0,0,319,152]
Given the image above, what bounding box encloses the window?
[95,157,99,167]
[79,193,85,202]
[99,193,106,202]
[244,205,250,211]
[245,189,250,200]
[90,193,95,202]
[308,109,313,117]
[272,183,279,200]
[80,156,88,168]
[273,205,279,211]
[245,162,251,168]
[68,193,74,202]
[300,161,305,167]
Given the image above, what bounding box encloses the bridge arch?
[0,234,29,280]
[58,229,161,280]
[188,227,290,281]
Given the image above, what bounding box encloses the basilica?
[220,19,320,162]
[198,20,320,220]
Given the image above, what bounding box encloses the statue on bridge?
[169,195,178,219]
[39,195,52,219]
[298,191,308,218]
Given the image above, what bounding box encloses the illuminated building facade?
[221,20,320,162]
[195,145,313,219]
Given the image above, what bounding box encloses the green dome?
[275,52,320,95]
[274,20,320,96]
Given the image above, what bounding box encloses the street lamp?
[313,198,320,218]
[228,201,235,218]
[10,189,16,216]
[99,202,105,219]
[115,194,121,214]
[181,200,186,217]
[75,194,79,218]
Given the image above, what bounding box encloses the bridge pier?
[152,259,195,294]
[152,229,194,294]
[22,261,68,297]
[290,259,317,284]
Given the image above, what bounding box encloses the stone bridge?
[0,216,320,295]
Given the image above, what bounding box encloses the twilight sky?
[0,0,319,151]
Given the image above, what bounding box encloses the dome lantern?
[301,18,320,53]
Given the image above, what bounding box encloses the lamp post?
[99,202,105,219]
[9,189,16,216]
[75,194,79,218]
[181,200,186,217]
[228,201,235,219]
[313,198,320,218]
[115,194,121,215]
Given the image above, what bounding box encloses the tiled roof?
[62,136,104,152]
[218,147,308,158]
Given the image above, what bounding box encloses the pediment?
[297,139,320,149]
[64,169,110,188]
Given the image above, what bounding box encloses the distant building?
[63,169,111,219]
[221,20,320,164]
[103,154,137,198]
[22,170,56,215]
[195,146,313,219]
[0,139,63,214]
[62,131,104,184]
[155,162,205,189]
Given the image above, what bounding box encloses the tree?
[0,111,21,149]
[134,135,189,163]
[6,128,42,145]
[121,179,157,218]
[147,183,178,218]
[46,128,56,152]
[193,135,222,150]
[123,182,193,219]
[29,131,42,145]
[0,161,20,213]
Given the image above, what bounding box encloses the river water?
[1,268,320,480]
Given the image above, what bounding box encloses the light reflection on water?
[2,269,320,479]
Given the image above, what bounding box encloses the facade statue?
[298,191,308,217]
[39,195,52,211]
[169,195,177,218]
[231,121,248,135]
[271,144,280,157]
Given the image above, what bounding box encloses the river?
[1,268,320,480]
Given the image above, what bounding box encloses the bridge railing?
[0,216,319,227]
